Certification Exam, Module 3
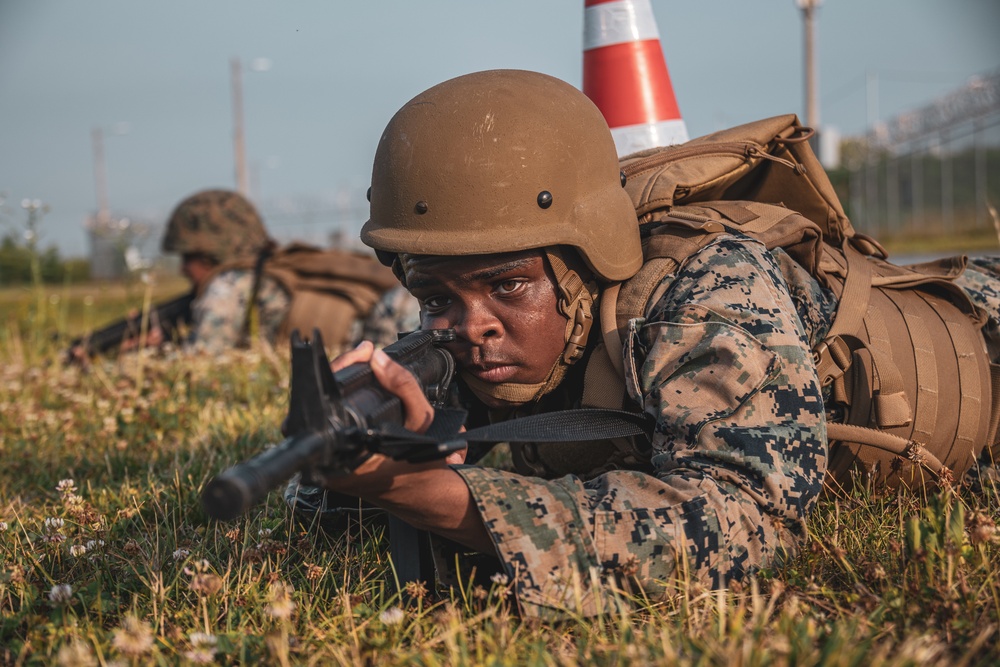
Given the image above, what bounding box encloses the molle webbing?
[818,262,994,490]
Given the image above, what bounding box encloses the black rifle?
[201,328,467,587]
[67,290,195,361]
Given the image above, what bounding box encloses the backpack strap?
[827,239,874,338]
[241,244,275,343]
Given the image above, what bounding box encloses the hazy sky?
[1,0,998,258]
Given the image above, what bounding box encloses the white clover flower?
[85,540,106,550]
[49,584,73,604]
[111,616,154,657]
[264,582,295,620]
[182,634,217,664]
[64,494,84,506]
[69,544,88,557]
[489,572,510,586]
[379,606,406,626]
[183,649,215,664]
[0,521,8,532]
[258,528,273,537]
[56,639,96,667]
[189,632,217,648]
[172,548,191,561]
[56,479,76,493]
[45,517,66,530]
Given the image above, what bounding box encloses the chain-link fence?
[828,72,1000,245]
[830,120,1000,242]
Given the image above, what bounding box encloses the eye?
[496,279,524,296]
[421,295,451,312]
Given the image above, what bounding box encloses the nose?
[455,299,502,345]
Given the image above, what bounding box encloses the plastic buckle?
[812,336,851,388]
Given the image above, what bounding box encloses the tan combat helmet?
[162,189,272,265]
[361,69,643,283]
[362,70,643,405]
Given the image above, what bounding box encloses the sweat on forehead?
[399,250,545,287]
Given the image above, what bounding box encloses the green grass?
[0,273,190,366]
[1,284,998,665]
[878,227,1000,259]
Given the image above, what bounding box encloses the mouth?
[462,361,519,384]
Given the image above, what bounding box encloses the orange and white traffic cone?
[583,0,689,155]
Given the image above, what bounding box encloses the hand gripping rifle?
[201,327,468,587]
[66,290,195,362]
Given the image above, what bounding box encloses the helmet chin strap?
[460,247,598,406]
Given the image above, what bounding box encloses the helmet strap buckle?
[563,301,592,364]
[548,247,597,366]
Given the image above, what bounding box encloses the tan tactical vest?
[207,243,399,353]
[516,115,1000,492]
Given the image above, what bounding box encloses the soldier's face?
[403,250,568,396]
[181,253,216,290]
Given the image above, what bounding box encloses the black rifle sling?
[461,408,653,447]
[376,407,654,455]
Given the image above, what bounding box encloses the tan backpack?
[216,242,400,354]
[584,114,1000,491]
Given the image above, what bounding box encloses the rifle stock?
[67,290,195,361]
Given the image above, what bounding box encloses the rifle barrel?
[201,430,331,521]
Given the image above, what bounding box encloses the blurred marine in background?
[160,188,420,354]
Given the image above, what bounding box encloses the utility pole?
[796,0,821,130]
[231,57,249,196]
[91,127,110,225]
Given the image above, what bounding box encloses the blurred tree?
[0,234,90,285]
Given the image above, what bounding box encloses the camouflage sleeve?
[452,235,828,619]
[954,256,1000,325]
[188,270,290,353]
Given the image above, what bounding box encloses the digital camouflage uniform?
[355,285,423,348]
[441,241,1000,619]
[188,270,291,353]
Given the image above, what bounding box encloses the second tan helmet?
[361,69,643,282]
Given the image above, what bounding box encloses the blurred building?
[85,213,155,280]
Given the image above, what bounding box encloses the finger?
[370,348,434,433]
[331,340,375,372]
[445,447,468,465]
